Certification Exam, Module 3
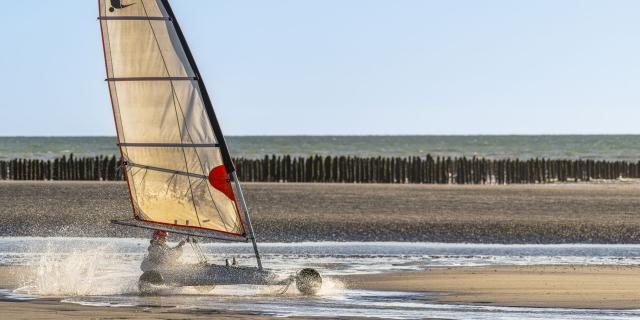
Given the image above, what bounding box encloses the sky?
[0,0,639,136]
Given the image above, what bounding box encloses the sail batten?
[99,0,247,240]
[99,16,171,21]
[126,162,209,180]
[119,143,220,148]
[106,77,197,82]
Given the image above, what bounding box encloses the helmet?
[152,230,168,238]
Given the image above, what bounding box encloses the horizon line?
[2,133,640,138]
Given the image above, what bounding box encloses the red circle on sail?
[208,165,236,200]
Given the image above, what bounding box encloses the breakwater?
[1,154,639,184]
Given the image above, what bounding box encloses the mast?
[161,0,262,268]
[231,172,263,269]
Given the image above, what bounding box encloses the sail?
[98,0,246,240]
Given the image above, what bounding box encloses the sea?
[1,135,640,161]
[2,238,640,319]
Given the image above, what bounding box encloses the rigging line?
[188,240,204,263]
[192,239,208,263]
[140,166,149,185]
[161,0,236,175]
[125,164,143,215]
[171,89,237,231]
[161,0,245,236]
[169,78,231,231]
[141,1,203,228]
[130,165,143,177]
[191,178,206,190]
[164,173,177,197]
[170,79,204,228]
[151,2,232,231]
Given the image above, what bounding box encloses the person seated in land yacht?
[140,230,186,272]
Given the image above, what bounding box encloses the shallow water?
[2,238,640,319]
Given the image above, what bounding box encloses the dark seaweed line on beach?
[2,154,640,184]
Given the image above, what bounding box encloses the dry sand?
[2,181,640,242]
[343,265,640,309]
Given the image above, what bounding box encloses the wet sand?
[0,266,270,320]
[343,265,640,309]
[4,265,640,318]
[0,300,273,320]
[2,181,640,242]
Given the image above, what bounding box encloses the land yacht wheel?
[295,268,322,295]
[138,271,164,294]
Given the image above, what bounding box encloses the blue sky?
[0,0,639,135]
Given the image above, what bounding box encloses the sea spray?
[15,242,139,296]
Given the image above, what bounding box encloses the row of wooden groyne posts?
[1,154,639,184]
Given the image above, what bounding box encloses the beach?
[0,300,273,320]
[3,181,640,318]
[2,181,640,242]
[4,264,640,318]
[343,265,640,309]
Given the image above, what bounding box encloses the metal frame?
[231,171,263,269]
[112,219,247,242]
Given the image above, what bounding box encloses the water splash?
[7,239,640,319]
[15,243,138,296]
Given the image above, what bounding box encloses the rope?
[188,237,208,264]
[278,273,296,295]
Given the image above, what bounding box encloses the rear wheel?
[295,268,322,295]
[138,271,164,294]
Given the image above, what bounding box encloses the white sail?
[98,0,246,240]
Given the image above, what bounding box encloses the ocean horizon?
[1,135,639,161]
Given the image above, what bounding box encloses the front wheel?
[138,271,164,294]
[295,268,322,295]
